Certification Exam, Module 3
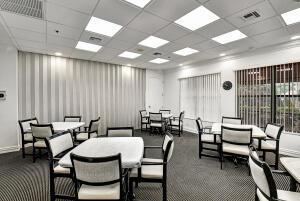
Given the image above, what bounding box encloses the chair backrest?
[195,117,203,134]
[249,146,278,200]
[45,132,74,158]
[18,117,39,134]
[265,123,283,139]
[222,116,242,125]
[159,109,171,114]
[163,133,174,162]
[149,112,162,122]
[179,111,185,121]
[221,126,252,145]
[140,110,147,118]
[71,153,122,188]
[30,123,54,139]
[88,117,101,133]
[64,115,82,122]
[106,127,134,137]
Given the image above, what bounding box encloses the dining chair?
[160,109,171,130]
[196,117,221,159]
[139,110,149,131]
[220,125,252,170]
[149,112,164,135]
[106,127,134,137]
[159,109,171,114]
[45,132,75,201]
[74,117,100,143]
[70,153,126,201]
[222,116,242,125]
[130,133,174,201]
[170,111,185,137]
[64,115,82,122]
[253,123,284,170]
[249,146,300,201]
[18,117,38,158]
[30,123,55,163]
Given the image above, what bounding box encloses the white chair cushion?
[131,158,163,179]
[171,120,180,126]
[201,134,220,143]
[34,141,46,148]
[222,143,249,156]
[78,183,120,200]
[54,165,70,174]
[253,139,276,150]
[257,189,300,201]
[76,133,97,141]
[142,119,149,123]
[150,123,162,127]
[24,133,33,141]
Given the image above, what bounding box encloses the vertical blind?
[236,62,300,133]
[18,51,146,134]
[179,73,221,122]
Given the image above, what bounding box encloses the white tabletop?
[280,157,300,183]
[52,122,85,132]
[145,114,173,119]
[59,137,144,169]
[211,123,266,139]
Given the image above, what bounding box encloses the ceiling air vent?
[0,0,43,19]
[241,11,260,21]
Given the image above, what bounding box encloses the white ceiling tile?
[145,0,200,21]
[93,0,141,26]
[204,45,228,55]
[127,11,170,34]
[174,32,206,46]
[47,35,77,48]
[106,38,135,50]
[46,44,73,55]
[224,38,258,50]
[19,46,47,54]
[287,22,300,35]
[46,2,90,29]
[47,0,98,14]
[93,47,123,61]
[269,0,300,14]
[9,27,46,43]
[17,39,46,50]
[1,11,46,33]
[47,22,82,40]
[240,16,284,36]
[196,19,235,38]
[226,1,277,28]
[71,49,96,60]
[79,31,111,46]
[155,23,190,41]
[114,28,148,44]
[252,27,291,47]
[191,40,220,51]
[204,0,264,18]
[0,24,12,46]
[157,42,185,53]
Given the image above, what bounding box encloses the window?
[236,62,300,133]
[179,73,221,122]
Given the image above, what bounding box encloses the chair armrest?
[264,138,279,141]
[272,170,290,176]
[142,161,166,165]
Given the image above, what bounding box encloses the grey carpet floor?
[0,131,298,201]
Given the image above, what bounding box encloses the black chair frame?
[74,117,100,143]
[64,115,82,122]
[170,111,184,137]
[139,110,149,132]
[149,112,164,135]
[222,116,243,124]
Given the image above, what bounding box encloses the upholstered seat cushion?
[171,120,181,126]
[222,143,249,156]
[54,165,70,174]
[150,123,162,128]
[201,134,220,143]
[78,183,120,200]
[76,133,97,141]
[24,133,33,141]
[131,158,163,179]
[257,189,300,201]
[142,119,149,123]
[253,139,276,150]
[34,140,46,148]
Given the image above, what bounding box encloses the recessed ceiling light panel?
[291,35,300,40]
[149,58,169,64]
[119,51,141,59]
[124,0,152,8]
[173,47,199,56]
[55,52,62,56]
[212,30,247,44]
[175,6,220,31]
[281,8,300,25]
[139,36,169,48]
[75,41,102,52]
[85,16,123,37]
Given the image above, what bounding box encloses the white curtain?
[179,73,221,122]
[18,51,146,134]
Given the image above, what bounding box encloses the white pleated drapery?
[18,51,146,134]
[179,73,221,122]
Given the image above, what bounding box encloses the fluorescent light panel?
[138,36,169,48]
[175,6,220,31]
[212,30,247,44]
[85,16,123,37]
[75,41,102,52]
[119,51,141,59]
[281,8,300,25]
[149,58,169,64]
[291,35,300,40]
[174,47,199,56]
[124,0,152,8]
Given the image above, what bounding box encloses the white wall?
[145,69,164,112]
[0,44,18,153]
[163,42,300,156]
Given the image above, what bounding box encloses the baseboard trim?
[280,148,300,157]
[0,145,20,154]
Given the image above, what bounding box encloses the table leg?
[290,177,297,192]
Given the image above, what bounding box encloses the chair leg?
[199,142,202,159]
[33,146,36,163]
[262,151,266,161]
[220,152,223,170]
[255,190,259,201]
[50,175,55,201]
[22,143,25,158]
[163,182,167,201]
[39,149,42,158]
